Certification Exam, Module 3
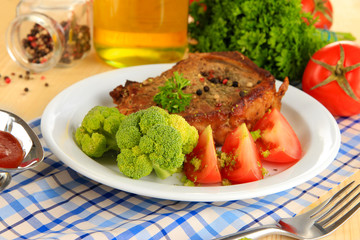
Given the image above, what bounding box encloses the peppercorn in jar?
[6,0,92,72]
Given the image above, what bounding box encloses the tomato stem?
[335,65,343,75]
[313,0,333,24]
[310,44,360,101]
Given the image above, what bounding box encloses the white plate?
[41,64,341,202]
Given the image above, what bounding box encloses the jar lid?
[6,13,65,73]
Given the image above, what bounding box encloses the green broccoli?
[75,106,125,158]
[139,106,169,134]
[168,114,199,154]
[117,147,153,180]
[115,106,199,180]
[140,124,183,179]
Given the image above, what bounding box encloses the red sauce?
[0,130,24,168]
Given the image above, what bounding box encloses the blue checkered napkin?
[0,116,359,240]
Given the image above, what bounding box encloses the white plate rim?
[41,63,341,202]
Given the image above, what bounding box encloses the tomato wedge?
[221,123,263,184]
[253,108,302,163]
[184,125,221,184]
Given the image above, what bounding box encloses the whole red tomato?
[301,0,333,29]
[189,0,207,11]
[302,41,360,117]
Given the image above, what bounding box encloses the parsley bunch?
[188,0,330,84]
[154,72,192,113]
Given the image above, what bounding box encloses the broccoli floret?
[115,106,199,180]
[116,126,142,150]
[117,147,153,180]
[75,106,125,158]
[140,124,184,179]
[168,114,199,154]
[139,107,169,134]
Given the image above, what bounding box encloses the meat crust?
[110,51,289,145]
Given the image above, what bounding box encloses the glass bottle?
[7,0,92,72]
[93,0,189,68]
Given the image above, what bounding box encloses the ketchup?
[0,130,24,168]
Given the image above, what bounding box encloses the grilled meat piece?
[110,51,289,145]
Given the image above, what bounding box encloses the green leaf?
[153,72,192,113]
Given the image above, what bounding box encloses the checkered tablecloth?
[0,115,359,240]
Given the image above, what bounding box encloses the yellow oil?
[93,0,189,68]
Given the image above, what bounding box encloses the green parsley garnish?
[250,129,261,141]
[154,71,192,113]
[261,150,271,158]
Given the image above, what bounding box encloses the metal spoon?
[0,173,11,191]
[0,109,44,191]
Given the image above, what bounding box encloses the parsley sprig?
[154,72,192,113]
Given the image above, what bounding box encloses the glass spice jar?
[6,0,92,73]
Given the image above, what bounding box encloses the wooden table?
[0,0,359,239]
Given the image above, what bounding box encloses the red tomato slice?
[184,125,221,184]
[253,108,302,163]
[221,123,263,184]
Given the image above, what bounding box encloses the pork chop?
[110,51,289,145]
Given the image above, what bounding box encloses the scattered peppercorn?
[19,74,23,78]
[210,78,217,84]
[4,76,11,84]
[232,81,238,87]
[24,87,29,92]
[257,80,262,84]
[196,89,203,95]
[239,90,247,97]
[200,71,208,77]
[203,86,210,92]
[45,83,49,87]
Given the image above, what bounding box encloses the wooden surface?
[0,0,359,239]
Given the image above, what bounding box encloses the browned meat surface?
[110,51,289,145]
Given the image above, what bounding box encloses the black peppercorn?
[200,71,208,77]
[210,78,217,84]
[232,81,238,87]
[196,89,203,95]
[203,86,210,92]
[240,90,247,97]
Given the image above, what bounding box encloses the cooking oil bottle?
[93,0,189,68]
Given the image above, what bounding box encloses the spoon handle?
[0,172,12,191]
